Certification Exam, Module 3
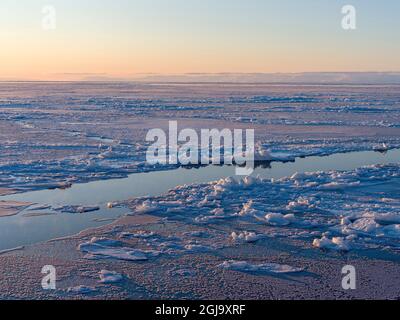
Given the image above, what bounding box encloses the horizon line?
[2,71,400,84]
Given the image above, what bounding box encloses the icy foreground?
[2,164,400,300]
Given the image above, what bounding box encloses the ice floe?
[0,201,33,217]
[0,246,24,255]
[119,231,156,239]
[313,236,351,251]
[125,163,400,251]
[184,244,213,253]
[54,205,100,214]
[238,200,261,216]
[67,285,96,295]
[231,231,265,243]
[2,82,400,261]
[265,213,293,226]
[373,213,400,225]
[78,237,160,261]
[134,201,159,214]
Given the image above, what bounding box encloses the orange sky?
[1,0,399,80]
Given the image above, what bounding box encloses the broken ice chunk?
[218,260,304,274]
[134,200,159,214]
[265,213,292,226]
[119,231,155,239]
[373,213,400,225]
[231,231,265,243]
[78,237,160,261]
[99,270,123,284]
[312,236,350,251]
[53,205,100,214]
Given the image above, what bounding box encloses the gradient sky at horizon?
[1,0,399,80]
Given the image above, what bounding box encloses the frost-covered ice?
[67,285,97,295]
[218,261,304,274]
[265,213,293,226]
[231,231,265,243]
[133,201,160,214]
[0,201,33,217]
[54,205,100,214]
[184,244,214,253]
[2,82,400,299]
[0,246,24,255]
[99,270,124,284]
[119,231,155,239]
[1,83,400,194]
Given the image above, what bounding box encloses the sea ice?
[0,201,33,217]
[238,200,261,216]
[265,213,292,226]
[373,213,400,225]
[125,163,400,250]
[78,237,160,261]
[119,231,156,239]
[312,236,351,251]
[134,201,159,214]
[231,231,265,243]
[67,285,96,294]
[54,205,100,214]
[184,244,213,253]
[99,270,124,284]
[218,260,304,274]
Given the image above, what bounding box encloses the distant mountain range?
[3,72,400,84]
[78,72,400,84]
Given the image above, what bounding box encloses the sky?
[0,0,399,80]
